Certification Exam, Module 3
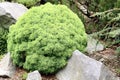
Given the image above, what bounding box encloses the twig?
[73,0,93,18]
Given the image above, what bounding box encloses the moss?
[8,3,87,74]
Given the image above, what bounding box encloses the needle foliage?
[8,3,87,74]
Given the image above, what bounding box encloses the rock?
[86,36,104,54]
[0,2,28,29]
[26,70,42,80]
[56,50,118,80]
[0,52,16,78]
[100,65,120,80]
[0,2,28,20]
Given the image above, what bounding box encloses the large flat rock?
[56,50,119,80]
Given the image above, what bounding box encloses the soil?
[0,68,58,80]
[0,47,120,80]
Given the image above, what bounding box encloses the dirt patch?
[42,75,58,80]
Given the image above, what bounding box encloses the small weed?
[22,72,28,80]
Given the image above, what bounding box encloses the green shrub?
[13,0,41,7]
[8,3,87,74]
[47,0,60,4]
[0,27,8,54]
[86,0,118,12]
[115,0,120,8]
[98,0,116,11]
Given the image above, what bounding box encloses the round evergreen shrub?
[8,3,87,74]
[0,27,8,54]
[13,0,41,7]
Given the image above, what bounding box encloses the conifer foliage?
[8,3,87,74]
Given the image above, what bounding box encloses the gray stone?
[0,2,28,29]
[56,50,118,80]
[100,65,119,80]
[0,52,16,78]
[26,70,42,80]
[0,2,28,20]
[86,36,104,54]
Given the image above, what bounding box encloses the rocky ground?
[0,47,119,80]
[0,68,58,80]
[89,47,120,77]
